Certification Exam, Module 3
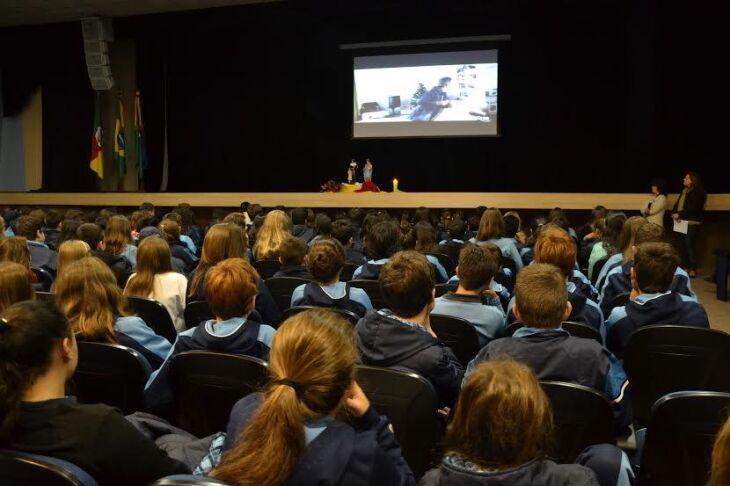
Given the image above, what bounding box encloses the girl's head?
[601,211,627,255]
[684,172,703,190]
[306,238,345,284]
[124,236,173,299]
[103,215,133,256]
[57,240,91,278]
[414,221,440,253]
[446,360,553,470]
[313,213,332,237]
[213,309,357,486]
[0,262,34,313]
[711,415,730,486]
[253,210,292,260]
[0,300,76,444]
[190,223,247,298]
[476,208,505,241]
[57,219,84,247]
[159,219,181,243]
[651,179,668,196]
[0,237,31,270]
[618,216,647,261]
[364,220,401,260]
[55,256,127,343]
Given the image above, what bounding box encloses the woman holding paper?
[642,179,668,226]
[672,172,707,277]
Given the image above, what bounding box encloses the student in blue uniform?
[213,309,415,486]
[421,360,634,486]
[447,242,511,311]
[469,208,523,272]
[331,218,367,266]
[439,218,467,247]
[605,242,709,357]
[13,215,57,276]
[271,236,313,280]
[356,251,464,407]
[595,216,645,290]
[291,238,372,316]
[467,264,631,431]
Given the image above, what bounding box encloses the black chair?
[71,342,151,415]
[561,321,603,345]
[280,306,360,326]
[169,351,269,437]
[184,300,214,330]
[151,476,230,486]
[434,283,457,297]
[349,279,388,309]
[438,244,462,266]
[252,259,281,279]
[35,290,55,302]
[591,256,609,286]
[623,325,730,425]
[265,277,312,312]
[716,249,729,301]
[540,381,615,463]
[430,314,481,368]
[0,450,98,486]
[31,266,54,291]
[425,252,455,278]
[127,296,178,343]
[340,263,359,282]
[609,292,630,310]
[639,391,730,486]
[356,365,441,478]
[504,321,524,337]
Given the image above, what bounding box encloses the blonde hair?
[0,261,34,313]
[56,240,90,279]
[252,210,292,261]
[711,415,730,486]
[104,215,133,256]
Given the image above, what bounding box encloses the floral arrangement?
[320,180,342,192]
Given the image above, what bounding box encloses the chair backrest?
[71,342,151,415]
[504,321,523,337]
[437,244,462,266]
[31,266,54,291]
[150,475,230,486]
[561,321,603,345]
[340,263,358,282]
[591,256,609,285]
[356,365,441,479]
[540,381,615,463]
[280,306,360,326]
[184,300,214,330]
[34,290,55,302]
[264,277,312,312]
[609,292,630,310]
[127,296,178,343]
[623,325,730,424]
[424,252,455,277]
[252,259,281,279]
[434,283,457,297]
[430,313,480,367]
[639,391,730,486]
[0,450,99,486]
[348,279,388,309]
[169,351,269,437]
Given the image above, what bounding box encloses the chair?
[540,381,615,463]
[349,279,388,309]
[127,296,178,343]
[609,292,630,310]
[184,300,214,330]
[265,277,311,312]
[31,266,54,291]
[356,365,441,478]
[561,321,603,345]
[425,252,455,278]
[639,391,730,486]
[252,259,281,279]
[340,263,358,282]
[438,244,462,266]
[591,256,609,285]
[430,314,481,367]
[504,321,524,337]
[169,351,269,437]
[716,249,729,301]
[434,283,457,297]
[150,476,230,486]
[71,342,151,415]
[0,450,98,486]
[35,290,55,302]
[280,306,360,326]
[623,325,730,425]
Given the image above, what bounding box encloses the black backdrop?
[1,0,727,193]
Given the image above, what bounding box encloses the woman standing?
[642,179,668,227]
[672,172,707,278]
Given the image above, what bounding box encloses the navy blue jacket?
[346,246,368,266]
[27,241,58,276]
[169,240,197,275]
[356,310,464,407]
[506,283,604,333]
[224,393,415,486]
[605,292,710,356]
[292,224,315,243]
[272,265,314,280]
[296,281,367,317]
[569,270,600,302]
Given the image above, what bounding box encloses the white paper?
[673,219,689,235]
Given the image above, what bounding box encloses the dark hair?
[13,215,41,241]
[139,202,155,212]
[313,213,332,237]
[414,221,440,254]
[0,300,72,444]
[278,236,307,266]
[687,172,704,192]
[330,219,355,246]
[44,209,64,229]
[290,208,307,225]
[57,219,83,247]
[307,238,345,283]
[503,214,521,238]
[651,179,668,196]
[548,208,569,225]
[592,205,608,221]
[634,242,680,293]
[601,211,627,256]
[447,219,467,240]
[348,208,365,226]
[76,223,103,249]
[457,244,498,291]
[364,220,401,260]
[379,251,434,318]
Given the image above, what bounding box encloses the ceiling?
[0,0,281,27]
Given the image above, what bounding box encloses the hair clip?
[0,317,11,333]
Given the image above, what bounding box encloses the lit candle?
[393,178,399,192]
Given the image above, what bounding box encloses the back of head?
[457,244,498,291]
[602,211,627,254]
[447,360,553,470]
[307,238,345,283]
[364,220,401,260]
[103,215,132,255]
[248,204,263,220]
[477,208,505,241]
[162,212,183,226]
[633,222,665,247]
[254,210,292,260]
[414,221,439,253]
[159,218,181,243]
[76,223,103,250]
[290,207,307,225]
[514,263,568,329]
[348,207,365,226]
[44,209,64,229]
[592,205,608,221]
[190,223,248,298]
[503,213,521,238]
[0,262,34,314]
[619,216,647,256]
[124,236,173,298]
[56,240,91,279]
[633,242,679,294]
[13,215,41,241]
[314,213,332,236]
[0,237,31,270]
[278,236,307,266]
[447,218,467,240]
[139,202,155,213]
[533,225,577,277]
[206,258,259,320]
[330,219,354,246]
[711,416,730,486]
[223,212,248,230]
[0,300,73,445]
[549,207,568,225]
[213,309,356,486]
[415,207,430,223]
[379,251,434,318]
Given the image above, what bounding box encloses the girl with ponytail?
[213,309,415,486]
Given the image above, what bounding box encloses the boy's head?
[631,242,680,294]
[379,251,434,319]
[159,219,181,242]
[306,238,345,283]
[14,215,43,242]
[457,244,499,291]
[44,209,64,229]
[364,220,401,260]
[503,212,521,239]
[331,219,355,248]
[632,222,665,252]
[447,218,467,240]
[514,263,571,329]
[278,236,307,266]
[206,258,259,320]
[291,207,307,225]
[533,225,577,278]
[76,223,103,250]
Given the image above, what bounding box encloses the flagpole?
[160,63,169,192]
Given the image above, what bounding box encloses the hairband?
[274,379,305,397]
[0,317,11,333]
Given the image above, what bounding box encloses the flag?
[89,93,104,179]
[133,90,149,182]
[114,93,127,177]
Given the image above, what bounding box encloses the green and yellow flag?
[114,93,127,177]
[89,93,104,179]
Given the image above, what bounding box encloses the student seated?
[159,219,198,275]
[433,244,506,347]
[447,242,511,311]
[519,215,548,267]
[469,208,523,272]
[421,360,632,486]
[0,261,34,313]
[271,236,313,280]
[0,300,189,485]
[605,242,709,356]
[331,218,367,265]
[413,221,449,282]
[145,258,276,410]
[711,414,730,486]
[252,210,292,261]
[0,237,43,290]
[55,256,171,369]
[356,251,464,407]
[290,207,315,243]
[595,215,644,290]
[467,264,631,430]
[291,238,372,316]
[104,215,138,269]
[77,222,133,288]
[439,218,467,247]
[212,309,414,486]
[55,240,91,282]
[307,212,333,248]
[599,222,696,317]
[13,215,57,276]
[42,208,64,250]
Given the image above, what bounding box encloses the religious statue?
[347,159,358,184]
[363,158,373,182]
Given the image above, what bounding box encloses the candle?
[393,178,399,192]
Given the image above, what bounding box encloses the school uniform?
[179,234,196,256]
[292,224,315,243]
[446,275,510,311]
[438,238,465,247]
[356,310,464,407]
[113,316,173,370]
[605,291,710,357]
[145,316,276,410]
[520,247,534,267]
[127,271,188,332]
[27,240,57,275]
[92,249,133,288]
[291,281,372,317]
[272,265,313,280]
[469,237,524,272]
[223,393,415,486]
[570,270,600,302]
[353,256,449,283]
[42,227,61,250]
[433,292,506,347]
[169,240,198,275]
[595,254,623,290]
[345,246,367,266]
[121,244,138,269]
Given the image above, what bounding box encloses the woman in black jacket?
[672,172,707,277]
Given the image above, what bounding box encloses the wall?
[0,87,41,191]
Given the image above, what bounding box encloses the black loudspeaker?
[81,17,114,90]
